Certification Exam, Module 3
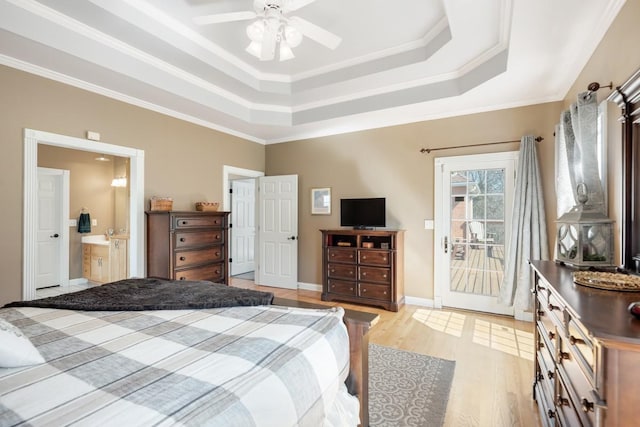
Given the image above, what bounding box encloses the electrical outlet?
[91,219,98,226]
[69,219,77,227]
[424,220,434,230]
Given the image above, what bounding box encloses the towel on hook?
[78,213,91,233]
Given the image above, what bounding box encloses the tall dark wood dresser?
[146,211,230,284]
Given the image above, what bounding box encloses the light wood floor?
[231,277,541,427]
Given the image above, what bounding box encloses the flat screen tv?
[340,198,386,229]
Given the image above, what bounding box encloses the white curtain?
[499,135,549,312]
[555,92,604,216]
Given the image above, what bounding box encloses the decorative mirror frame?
[608,67,640,270]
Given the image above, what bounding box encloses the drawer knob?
[581,398,594,413]
[383,257,387,261]
[556,395,570,407]
[383,274,388,279]
[180,238,186,242]
[331,253,335,257]
[558,352,570,363]
[331,269,335,273]
[362,256,367,260]
[547,370,554,380]
[363,289,367,293]
[349,287,353,291]
[215,252,221,257]
[216,234,221,239]
[181,221,188,225]
[180,256,186,261]
[349,254,353,258]
[179,277,186,281]
[548,331,555,340]
[569,335,585,345]
[362,272,367,276]
[383,291,387,295]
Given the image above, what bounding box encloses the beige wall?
[0,65,265,305]
[266,103,562,299]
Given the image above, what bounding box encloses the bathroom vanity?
[82,235,129,284]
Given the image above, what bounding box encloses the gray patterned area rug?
[369,344,455,427]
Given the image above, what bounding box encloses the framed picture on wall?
[311,187,331,215]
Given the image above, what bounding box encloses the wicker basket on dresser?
[146,211,230,284]
[530,260,640,427]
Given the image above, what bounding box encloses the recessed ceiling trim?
[0,55,267,144]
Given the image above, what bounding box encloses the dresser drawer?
[360,283,390,301]
[174,263,225,283]
[566,316,595,384]
[557,337,596,426]
[358,250,390,266]
[327,263,356,280]
[359,266,391,284]
[327,279,357,296]
[174,246,224,268]
[534,380,557,427]
[174,230,224,248]
[555,370,589,427]
[328,248,356,263]
[174,215,224,229]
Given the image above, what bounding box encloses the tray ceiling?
[0,0,626,143]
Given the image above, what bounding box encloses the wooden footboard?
[272,297,379,427]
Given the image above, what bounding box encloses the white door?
[231,178,256,276]
[256,175,298,289]
[434,152,518,315]
[36,168,68,289]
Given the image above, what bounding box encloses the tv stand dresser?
[321,229,404,311]
[530,260,640,426]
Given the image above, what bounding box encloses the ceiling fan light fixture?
[246,41,263,59]
[284,25,302,48]
[246,20,265,42]
[279,42,295,61]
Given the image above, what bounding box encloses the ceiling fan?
[193,0,342,61]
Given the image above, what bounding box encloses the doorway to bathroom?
[23,128,144,301]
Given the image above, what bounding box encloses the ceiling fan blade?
[193,11,256,25]
[260,29,277,61]
[283,0,319,13]
[287,16,341,50]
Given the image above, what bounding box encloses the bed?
[0,279,373,426]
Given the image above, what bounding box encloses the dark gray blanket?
[4,278,274,311]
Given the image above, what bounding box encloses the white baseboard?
[298,282,322,292]
[404,296,436,308]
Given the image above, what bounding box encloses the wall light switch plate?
[69,219,77,227]
[87,131,100,141]
[424,220,434,230]
[91,219,98,226]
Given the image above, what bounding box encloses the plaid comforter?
[0,305,352,426]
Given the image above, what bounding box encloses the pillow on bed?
[0,318,45,368]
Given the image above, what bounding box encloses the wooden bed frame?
[273,297,379,427]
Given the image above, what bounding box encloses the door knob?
[50,233,59,238]
[287,236,297,240]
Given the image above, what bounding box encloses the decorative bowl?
[195,202,219,212]
[573,271,640,292]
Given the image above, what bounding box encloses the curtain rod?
[419,136,543,154]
